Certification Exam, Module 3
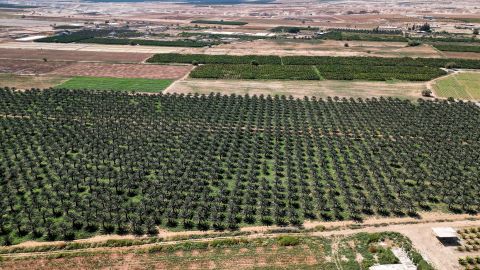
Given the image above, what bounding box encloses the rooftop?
[432,227,458,238]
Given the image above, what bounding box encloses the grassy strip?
[191,20,248,25]
[54,77,173,93]
[190,64,320,80]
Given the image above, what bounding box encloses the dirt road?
[1,213,479,270]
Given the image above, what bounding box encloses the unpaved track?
[2,213,479,270]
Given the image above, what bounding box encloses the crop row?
[1,88,479,243]
[317,65,447,81]
[190,64,319,80]
[433,44,480,53]
[147,53,282,65]
[190,64,446,81]
[147,54,480,69]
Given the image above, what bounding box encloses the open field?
[55,77,173,92]
[0,74,69,89]
[47,63,192,79]
[168,79,428,100]
[0,48,152,63]
[433,72,480,101]
[0,59,72,75]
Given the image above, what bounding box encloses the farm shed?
[432,227,459,245]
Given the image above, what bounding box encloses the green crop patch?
[55,77,173,92]
[433,72,480,100]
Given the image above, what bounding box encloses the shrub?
[408,40,422,47]
[422,89,433,97]
[445,62,459,69]
[276,236,300,246]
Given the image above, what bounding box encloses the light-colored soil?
[0,74,69,89]
[48,62,193,79]
[167,78,428,100]
[0,40,443,58]
[0,48,152,63]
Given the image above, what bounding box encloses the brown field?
[48,63,192,79]
[0,40,443,58]
[0,48,152,63]
[168,79,428,100]
[0,59,72,75]
[213,40,442,58]
[0,74,68,89]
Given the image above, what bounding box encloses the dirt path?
[1,213,479,270]
[311,219,480,270]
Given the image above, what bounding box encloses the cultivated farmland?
[0,88,479,244]
[190,64,320,80]
[433,72,480,100]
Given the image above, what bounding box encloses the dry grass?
[0,74,69,89]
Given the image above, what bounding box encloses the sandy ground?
[0,59,73,75]
[0,40,443,58]
[167,78,428,100]
[0,74,69,89]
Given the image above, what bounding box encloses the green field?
[55,77,173,92]
[433,72,480,100]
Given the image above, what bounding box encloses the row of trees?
[1,88,479,243]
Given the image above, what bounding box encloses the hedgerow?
[147,54,282,64]
[433,44,480,53]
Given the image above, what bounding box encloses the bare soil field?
[168,78,428,100]
[0,40,443,58]
[0,74,68,89]
[0,59,72,75]
[0,48,152,63]
[441,51,480,60]
[48,63,193,80]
